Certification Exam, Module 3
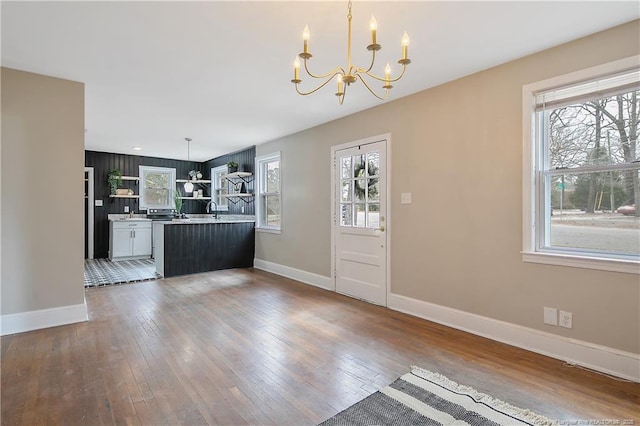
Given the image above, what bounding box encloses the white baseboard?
[248,260,640,382]
[388,293,640,382]
[253,258,333,290]
[1,303,88,336]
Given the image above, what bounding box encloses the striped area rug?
[320,366,553,426]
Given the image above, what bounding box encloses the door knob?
[379,226,385,232]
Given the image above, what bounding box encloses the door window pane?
[354,204,366,227]
[353,154,365,178]
[355,179,366,202]
[368,178,379,202]
[340,204,352,226]
[367,152,380,176]
[341,156,352,179]
[367,203,380,229]
[341,181,352,202]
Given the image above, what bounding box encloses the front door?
[333,138,387,306]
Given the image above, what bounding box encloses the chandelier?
[291,1,411,105]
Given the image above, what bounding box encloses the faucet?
[206,200,218,219]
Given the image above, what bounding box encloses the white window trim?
[138,165,176,211]
[522,55,640,275]
[210,165,230,212]
[255,152,281,234]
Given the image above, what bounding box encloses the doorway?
[84,167,94,259]
[331,135,389,306]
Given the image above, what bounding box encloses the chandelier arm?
[357,75,388,101]
[302,59,345,80]
[295,72,342,96]
[358,64,408,83]
[359,49,377,74]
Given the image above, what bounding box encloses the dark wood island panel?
[160,222,255,278]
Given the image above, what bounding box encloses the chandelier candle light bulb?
[302,25,310,55]
[293,57,300,81]
[383,62,393,90]
[401,32,410,61]
[369,15,377,45]
[291,1,411,104]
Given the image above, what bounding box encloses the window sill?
[522,251,639,275]
[256,226,281,235]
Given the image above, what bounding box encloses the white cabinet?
[109,220,152,261]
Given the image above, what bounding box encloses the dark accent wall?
[203,146,256,216]
[86,146,255,259]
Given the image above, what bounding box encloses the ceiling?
[2,1,638,162]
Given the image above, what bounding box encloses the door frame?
[84,167,94,259]
[330,133,391,306]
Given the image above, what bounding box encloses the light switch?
[95,200,103,207]
[401,192,412,204]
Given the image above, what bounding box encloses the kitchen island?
[154,215,255,278]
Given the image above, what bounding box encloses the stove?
[146,208,176,221]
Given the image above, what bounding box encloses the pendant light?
[184,138,194,193]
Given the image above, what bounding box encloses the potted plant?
[107,169,123,195]
[174,190,183,216]
[227,161,238,174]
[188,170,202,181]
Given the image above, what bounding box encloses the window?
[139,166,176,210]
[210,165,230,211]
[255,153,281,232]
[523,57,639,273]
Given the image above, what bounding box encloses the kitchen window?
[139,166,176,211]
[255,152,281,232]
[522,57,639,274]
[210,165,230,211]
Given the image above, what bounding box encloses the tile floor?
[84,258,160,287]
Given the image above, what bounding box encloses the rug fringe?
[410,366,555,426]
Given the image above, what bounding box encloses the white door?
[334,139,387,306]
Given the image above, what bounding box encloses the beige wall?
[256,21,640,354]
[1,68,85,315]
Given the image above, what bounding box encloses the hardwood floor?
[2,268,638,425]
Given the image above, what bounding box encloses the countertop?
[109,214,255,224]
[165,215,255,225]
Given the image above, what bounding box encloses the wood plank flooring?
[2,268,639,425]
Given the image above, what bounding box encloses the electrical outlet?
[124,206,129,213]
[241,205,245,214]
[559,311,573,328]
[401,193,412,204]
[543,307,558,325]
